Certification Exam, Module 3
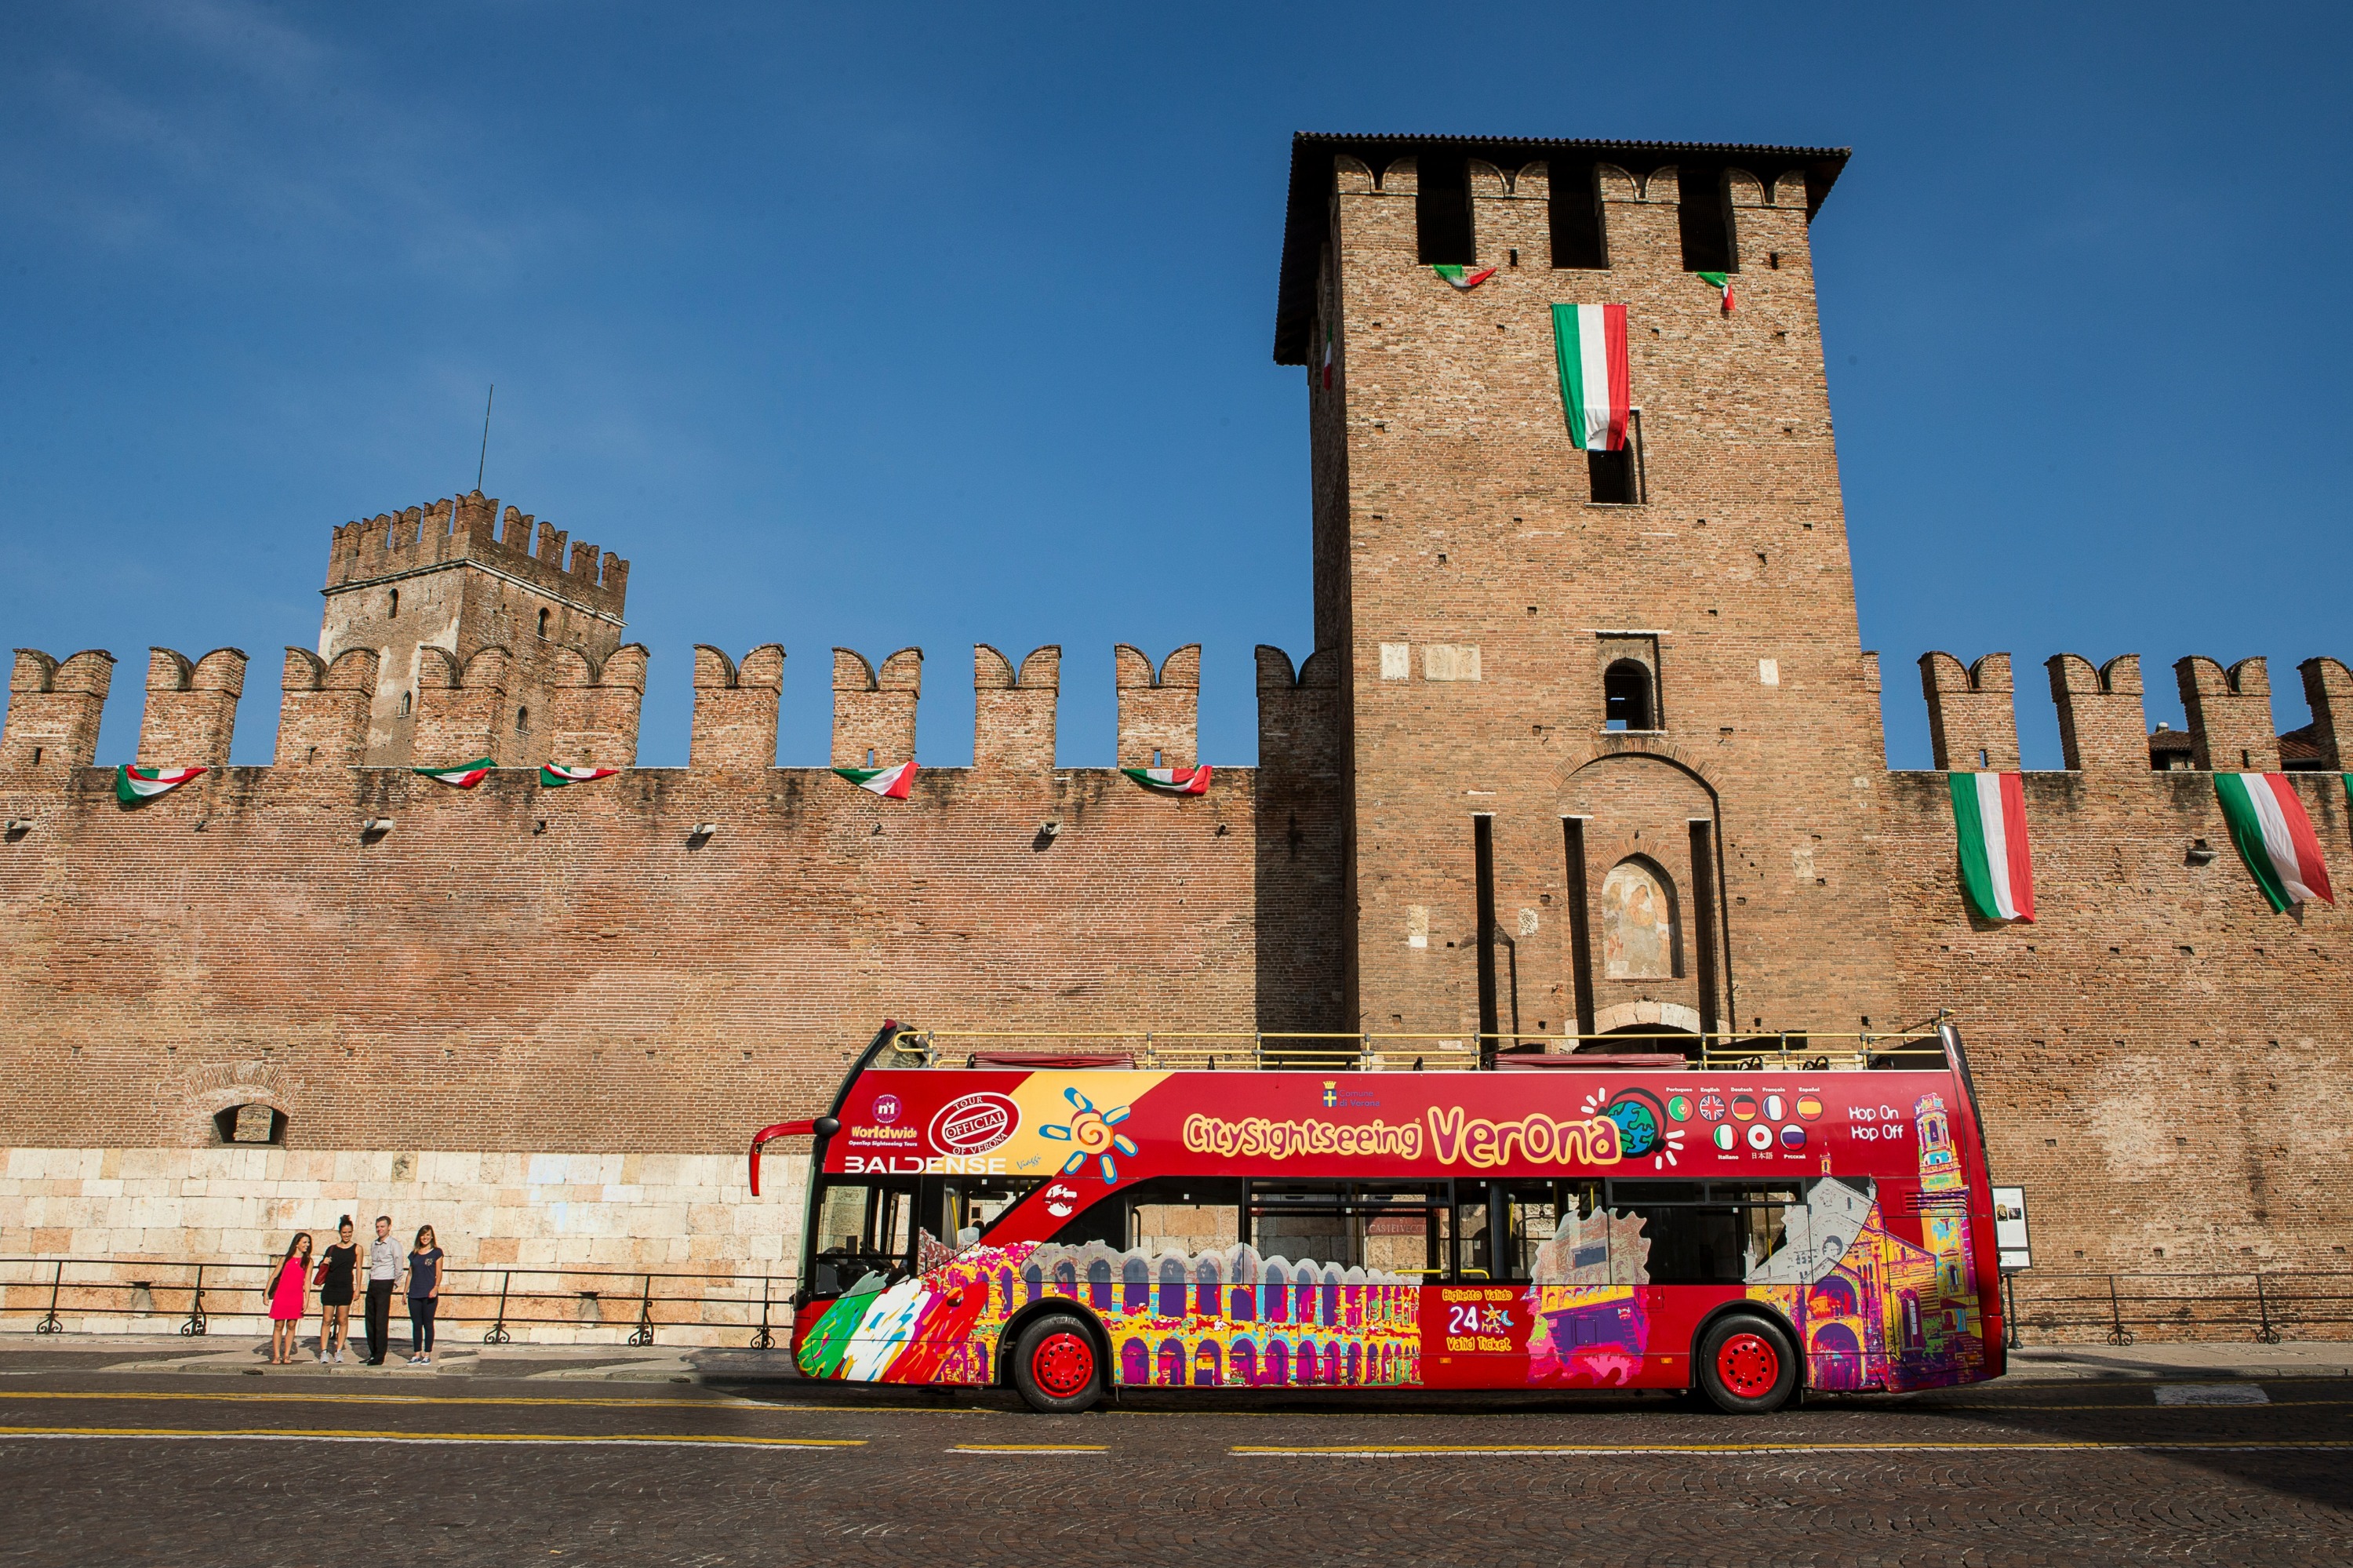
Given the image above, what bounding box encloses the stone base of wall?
[0,1147,812,1346]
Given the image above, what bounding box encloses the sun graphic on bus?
[1038,1086,1140,1183]
[1580,1086,1688,1170]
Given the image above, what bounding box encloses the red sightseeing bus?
[749,1023,2003,1413]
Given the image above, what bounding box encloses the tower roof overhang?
[1273,133,1852,365]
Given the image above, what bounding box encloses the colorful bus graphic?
[751,1026,2004,1413]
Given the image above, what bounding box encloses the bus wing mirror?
[748,1117,838,1196]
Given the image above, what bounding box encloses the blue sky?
[2,1,2345,769]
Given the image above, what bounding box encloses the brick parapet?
[973,645,1059,773]
[1115,645,1200,769]
[137,647,248,769]
[831,648,922,769]
[689,646,784,773]
[2297,658,2352,769]
[275,647,380,769]
[1920,652,2020,772]
[2,650,114,773]
[2177,657,2278,773]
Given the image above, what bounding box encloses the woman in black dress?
[314,1216,360,1365]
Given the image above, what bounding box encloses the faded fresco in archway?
[1601,859,1675,979]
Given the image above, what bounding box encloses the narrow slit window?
[1549,162,1607,269]
[537,608,550,638]
[516,706,529,735]
[387,588,399,619]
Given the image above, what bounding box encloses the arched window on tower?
[387,588,399,619]
[1600,857,1679,980]
[399,690,413,717]
[515,705,530,736]
[536,608,550,638]
[1603,660,1656,731]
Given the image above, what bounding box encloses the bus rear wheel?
[1011,1313,1104,1414]
[1697,1314,1799,1415]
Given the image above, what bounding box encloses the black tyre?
[1696,1312,1800,1414]
[1010,1312,1104,1414]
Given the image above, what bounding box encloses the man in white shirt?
[363,1215,401,1366]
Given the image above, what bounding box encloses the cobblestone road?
[2,1368,2348,1565]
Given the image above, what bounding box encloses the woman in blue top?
[401,1224,446,1366]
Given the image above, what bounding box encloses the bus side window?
[1500,1181,1604,1282]
[807,1177,918,1296]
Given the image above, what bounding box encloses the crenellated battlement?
[1918,648,2352,777]
[326,490,627,618]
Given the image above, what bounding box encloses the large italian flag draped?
[415,758,494,789]
[2214,773,2334,911]
[835,761,915,799]
[1551,303,1630,451]
[1122,764,1211,795]
[1947,772,2035,922]
[538,764,619,788]
[115,766,205,804]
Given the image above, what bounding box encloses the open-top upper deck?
[867,1020,1963,1075]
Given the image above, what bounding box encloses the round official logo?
[871,1093,901,1124]
[929,1091,1020,1155]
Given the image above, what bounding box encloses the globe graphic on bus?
[1606,1093,1663,1157]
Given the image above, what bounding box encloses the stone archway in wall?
[1558,743,1729,1044]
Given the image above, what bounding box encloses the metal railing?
[2006,1269,2353,1346]
[883,1024,1950,1074]
[0,1257,800,1348]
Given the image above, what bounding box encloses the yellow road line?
[0,1390,758,1411]
[950,1443,1107,1453]
[0,1424,864,1448]
[1233,1439,2353,1456]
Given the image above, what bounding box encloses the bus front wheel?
[1697,1314,1799,1415]
[1011,1313,1104,1414]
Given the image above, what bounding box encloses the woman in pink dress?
[266,1232,313,1366]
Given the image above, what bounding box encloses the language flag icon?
[1712,1125,1737,1151]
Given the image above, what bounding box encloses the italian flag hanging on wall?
[1697,271,1737,313]
[539,765,619,788]
[1551,303,1630,451]
[415,758,494,789]
[835,761,916,799]
[1947,771,2035,922]
[2214,773,2334,912]
[1433,264,1497,292]
[1122,764,1211,795]
[115,765,205,804]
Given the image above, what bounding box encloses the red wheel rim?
[1716,1331,1780,1396]
[1031,1331,1093,1399]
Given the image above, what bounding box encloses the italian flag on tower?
[414,759,495,788]
[1122,765,1211,795]
[1551,304,1630,451]
[2213,773,2333,912]
[1947,772,2035,922]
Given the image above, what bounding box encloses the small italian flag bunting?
[1433,264,1497,292]
[415,758,494,789]
[1697,271,1736,313]
[1122,764,1211,795]
[835,761,915,799]
[539,765,619,788]
[2214,773,2333,912]
[115,766,205,804]
[1551,304,1630,451]
[1947,772,2035,922]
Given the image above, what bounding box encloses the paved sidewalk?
[3,1330,2348,1384]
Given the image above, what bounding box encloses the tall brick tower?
[1274,134,1893,1050]
[320,491,630,766]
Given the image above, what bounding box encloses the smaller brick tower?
[320,492,629,767]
